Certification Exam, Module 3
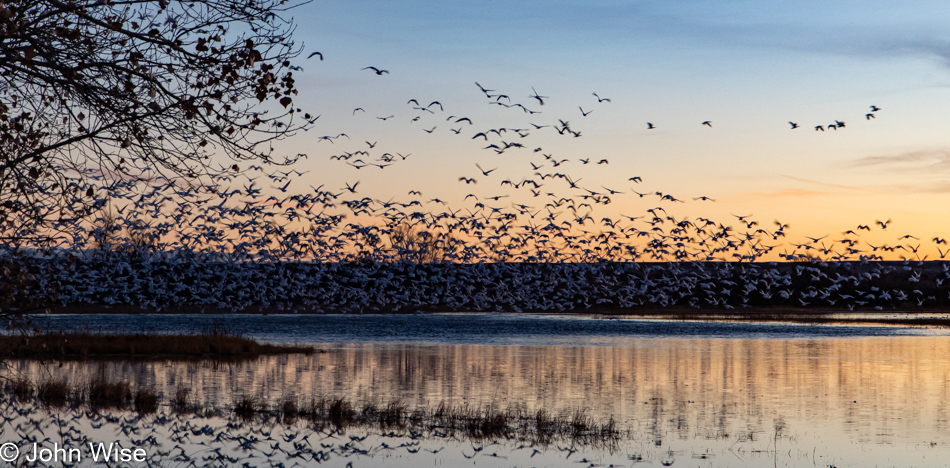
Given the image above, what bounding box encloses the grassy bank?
[0,331,314,360]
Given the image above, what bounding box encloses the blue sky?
[271,0,950,250]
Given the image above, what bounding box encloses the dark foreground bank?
[0,331,314,360]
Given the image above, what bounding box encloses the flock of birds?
[1,391,810,468]
[5,169,950,313]
[4,61,948,314]
[0,400,646,467]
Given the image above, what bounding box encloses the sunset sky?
[271,0,950,254]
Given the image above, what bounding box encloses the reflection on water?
[5,335,950,466]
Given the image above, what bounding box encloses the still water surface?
[5,313,950,467]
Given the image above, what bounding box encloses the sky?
[265,0,950,257]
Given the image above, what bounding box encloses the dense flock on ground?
[3,163,949,313]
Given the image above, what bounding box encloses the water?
[3,313,950,467]
[29,312,948,345]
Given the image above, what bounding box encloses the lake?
[3,313,950,467]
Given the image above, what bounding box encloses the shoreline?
[0,331,315,360]
[22,305,950,328]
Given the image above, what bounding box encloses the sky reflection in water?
[5,314,950,467]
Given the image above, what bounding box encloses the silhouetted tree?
[0,0,312,323]
[0,0,312,227]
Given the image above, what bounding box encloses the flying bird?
[362,66,389,75]
[476,163,497,176]
[579,107,593,117]
[702,121,712,127]
[307,51,323,60]
[647,122,655,129]
[529,87,548,106]
[475,82,494,95]
[592,92,611,103]
[789,122,799,129]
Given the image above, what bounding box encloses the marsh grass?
[379,400,409,428]
[234,395,258,420]
[88,378,132,409]
[134,388,159,414]
[36,380,69,407]
[3,378,623,446]
[280,398,299,423]
[170,385,193,413]
[9,377,32,402]
[0,331,314,360]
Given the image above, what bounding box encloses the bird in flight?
[702,121,712,127]
[377,115,394,120]
[352,108,364,115]
[579,107,593,117]
[529,87,548,106]
[866,113,875,120]
[789,122,799,129]
[307,51,323,60]
[592,92,611,103]
[870,105,881,112]
[362,66,389,75]
[647,122,655,129]
[475,82,494,95]
[476,163,497,176]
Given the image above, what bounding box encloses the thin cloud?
[877,180,950,194]
[752,188,828,199]
[587,3,950,70]
[849,149,950,171]
[780,175,869,192]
